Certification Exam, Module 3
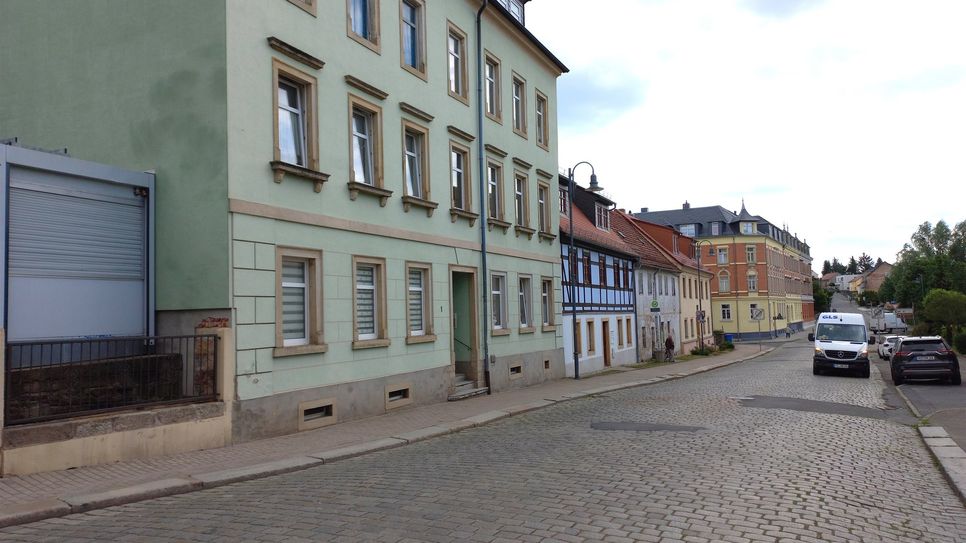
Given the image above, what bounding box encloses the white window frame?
[447,23,468,103]
[484,53,501,121]
[277,79,307,167]
[535,90,549,149]
[450,142,471,211]
[406,262,432,339]
[491,272,508,331]
[402,120,429,200]
[353,256,388,346]
[717,247,728,264]
[511,73,527,137]
[721,304,732,321]
[718,270,730,293]
[399,0,425,77]
[741,222,755,235]
[541,277,554,327]
[747,272,758,292]
[559,187,569,216]
[272,60,318,172]
[595,204,610,231]
[680,223,696,237]
[487,161,503,220]
[537,184,549,233]
[281,259,310,347]
[274,247,325,357]
[514,173,528,227]
[519,275,533,329]
[347,0,381,52]
[746,245,756,263]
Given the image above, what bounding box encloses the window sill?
[542,324,556,333]
[514,225,536,240]
[448,90,470,106]
[491,328,511,337]
[450,208,479,227]
[406,334,437,345]
[273,343,328,358]
[537,141,550,152]
[347,181,393,207]
[513,127,528,140]
[485,112,503,125]
[270,161,329,193]
[538,231,557,243]
[401,63,428,82]
[518,326,535,334]
[348,32,381,55]
[402,195,439,217]
[352,338,391,350]
[487,217,511,233]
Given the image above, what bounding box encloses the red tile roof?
[609,212,679,271]
[559,207,637,257]
[614,211,711,277]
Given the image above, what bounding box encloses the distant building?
[860,262,893,293]
[635,201,813,340]
[820,272,840,289]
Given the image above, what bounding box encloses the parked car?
[891,336,961,386]
[877,335,904,360]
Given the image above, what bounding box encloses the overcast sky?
[526,0,966,272]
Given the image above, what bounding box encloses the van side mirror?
[808,333,815,341]
[868,336,876,344]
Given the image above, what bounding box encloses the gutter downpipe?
[476,0,492,393]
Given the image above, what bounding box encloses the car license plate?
[833,364,849,369]
[917,356,935,361]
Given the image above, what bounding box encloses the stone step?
[447,387,489,401]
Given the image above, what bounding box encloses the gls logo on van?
[821,314,841,320]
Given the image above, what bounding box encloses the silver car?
[878,335,904,360]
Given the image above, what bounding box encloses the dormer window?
[711,222,720,235]
[595,204,609,231]
[741,222,755,235]
[679,223,695,237]
[496,0,525,24]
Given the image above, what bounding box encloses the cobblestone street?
[4,342,965,542]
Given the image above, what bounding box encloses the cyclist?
[664,333,675,363]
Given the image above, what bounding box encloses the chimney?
[683,201,690,210]
[640,207,648,213]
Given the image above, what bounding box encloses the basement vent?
[544,359,551,370]
[509,364,523,379]
[298,398,337,431]
[385,383,414,410]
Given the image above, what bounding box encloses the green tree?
[846,256,858,274]
[921,288,966,341]
[821,260,832,275]
[831,257,846,274]
[857,253,873,273]
[886,219,966,309]
[813,279,831,313]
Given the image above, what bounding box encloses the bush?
[690,346,713,356]
[721,341,735,351]
[911,323,932,336]
[954,332,966,354]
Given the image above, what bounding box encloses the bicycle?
[664,346,675,363]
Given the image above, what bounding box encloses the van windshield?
[815,323,867,342]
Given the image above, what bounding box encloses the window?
[595,204,610,230]
[406,263,432,339]
[559,187,569,216]
[541,277,554,327]
[519,276,532,329]
[349,95,383,187]
[535,90,549,149]
[400,0,425,77]
[511,74,526,136]
[496,0,525,23]
[537,184,550,233]
[680,224,696,237]
[617,318,624,347]
[747,272,758,292]
[447,24,468,103]
[575,319,583,355]
[582,251,591,285]
[741,222,755,235]
[599,256,607,287]
[487,161,503,219]
[626,318,632,347]
[717,247,728,264]
[275,248,324,356]
[491,273,508,330]
[718,271,730,293]
[484,54,501,121]
[746,245,756,263]
[587,321,596,354]
[402,121,429,199]
[348,0,380,52]
[721,304,732,320]
[272,60,318,171]
[450,142,471,211]
[711,222,720,235]
[514,173,528,226]
[354,257,387,346]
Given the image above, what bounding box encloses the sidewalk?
[0,344,774,527]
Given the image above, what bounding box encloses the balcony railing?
[4,335,219,426]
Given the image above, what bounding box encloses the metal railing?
[4,335,219,426]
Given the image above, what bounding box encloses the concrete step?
[447,387,489,401]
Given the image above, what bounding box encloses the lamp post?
[695,239,714,349]
[567,162,600,379]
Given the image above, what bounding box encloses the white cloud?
[527,0,966,270]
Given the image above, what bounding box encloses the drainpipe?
[633,263,641,363]
[476,0,491,393]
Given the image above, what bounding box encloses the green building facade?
[1,0,567,441]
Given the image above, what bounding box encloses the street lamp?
[694,239,714,349]
[567,161,600,379]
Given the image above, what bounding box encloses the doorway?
[602,319,612,367]
[449,267,478,384]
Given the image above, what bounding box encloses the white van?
[808,312,875,378]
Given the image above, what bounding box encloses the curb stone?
[0,347,768,528]
[917,426,966,504]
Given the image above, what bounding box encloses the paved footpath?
[0,344,774,527]
[4,340,966,542]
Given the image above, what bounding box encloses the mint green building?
[1,0,567,442]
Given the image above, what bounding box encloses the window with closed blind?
[406,263,435,343]
[274,247,325,357]
[353,256,388,348]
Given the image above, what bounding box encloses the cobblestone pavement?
[4,343,966,542]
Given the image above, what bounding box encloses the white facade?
[637,267,681,359]
[562,313,637,377]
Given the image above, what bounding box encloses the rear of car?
[891,337,961,385]
[878,335,903,360]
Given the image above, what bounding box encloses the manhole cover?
[591,422,706,432]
